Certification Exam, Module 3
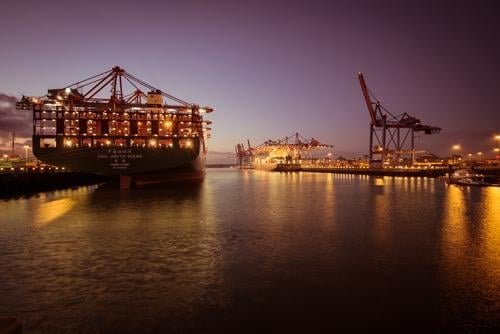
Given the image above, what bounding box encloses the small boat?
[446,169,499,187]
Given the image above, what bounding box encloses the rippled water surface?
[1,169,499,333]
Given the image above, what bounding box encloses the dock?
[0,168,109,198]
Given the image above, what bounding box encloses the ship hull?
[32,136,205,186]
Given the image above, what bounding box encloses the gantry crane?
[358,72,441,166]
[236,132,333,168]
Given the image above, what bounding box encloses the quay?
[300,166,447,177]
[281,165,500,178]
[0,168,109,198]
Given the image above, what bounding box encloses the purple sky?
[0,0,499,159]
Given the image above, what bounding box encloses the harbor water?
[1,169,499,332]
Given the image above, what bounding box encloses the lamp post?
[495,135,500,158]
[452,144,461,165]
[23,145,29,162]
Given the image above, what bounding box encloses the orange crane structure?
[358,72,441,166]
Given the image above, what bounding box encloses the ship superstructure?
[17,66,213,188]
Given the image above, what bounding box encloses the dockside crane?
[235,132,333,168]
[358,72,441,166]
[235,140,253,168]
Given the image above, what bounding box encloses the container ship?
[17,66,213,188]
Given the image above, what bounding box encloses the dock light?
[452,145,461,150]
[495,148,500,152]
[65,87,71,94]
[495,135,500,140]
[23,145,30,160]
[105,140,111,146]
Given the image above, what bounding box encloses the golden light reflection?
[372,178,391,254]
[374,177,385,187]
[442,186,467,256]
[481,187,500,282]
[441,185,500,313]
[34,198,75,226]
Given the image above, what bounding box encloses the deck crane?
[358,72,441,166]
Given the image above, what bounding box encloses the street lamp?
[23,145,29,161]
[452,144,461,164]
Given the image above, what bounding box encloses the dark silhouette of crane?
[358,72,441,166]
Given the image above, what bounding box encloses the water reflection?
[34,198,76,226]
[1,170,499,332]
[441,185,500,329]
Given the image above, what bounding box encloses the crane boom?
[358,72,377,125]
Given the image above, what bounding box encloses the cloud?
[0,93,33,155]
[0,93,32,135]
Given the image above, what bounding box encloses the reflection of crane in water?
[358,72,441,166]
[235,132,333,168]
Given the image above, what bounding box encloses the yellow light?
[452,145,461,150]
[495,135,500,140]
[105,140,111,146]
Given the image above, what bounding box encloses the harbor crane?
[236,132,333,168]
[358,72,441,166]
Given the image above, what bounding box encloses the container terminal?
[235,73,500,181]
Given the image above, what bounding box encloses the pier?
[0,168,109,198]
